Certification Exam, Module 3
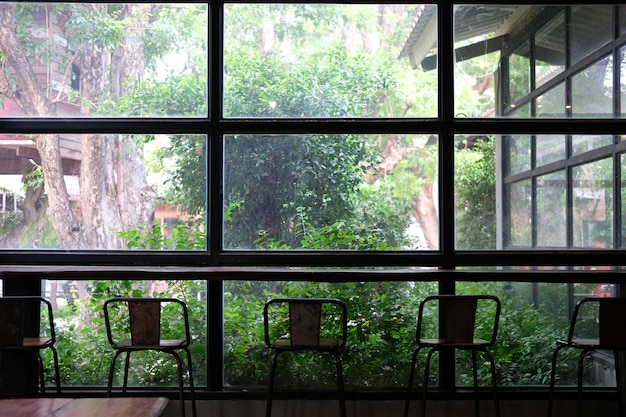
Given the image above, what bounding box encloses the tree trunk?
[412,182,439,249]
[369,134,440,249]
[36,134,86,248]
[79,134,124,249]
[0,4,86,249]
[109,4,156,234]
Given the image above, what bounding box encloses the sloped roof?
[399,5,533,69]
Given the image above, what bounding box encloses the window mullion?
[207,0,224,391]
[438,0,457,392]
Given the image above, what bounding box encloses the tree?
[455,138,497,249]
[0,3,209,337]
[222,4,438,249]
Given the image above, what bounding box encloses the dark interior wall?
[0,278,41,398]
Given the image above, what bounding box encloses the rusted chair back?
[289,301,321,346]
[264,298,347,349]
[129,301,162,346]
[416,294,500,347]
[566,297,626,348]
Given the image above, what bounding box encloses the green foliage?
[224,134,387,249]
[155,135,206,218]
[5,3,594,393]
[456,282,576,386]
[52,279,206,387]
[116,221,205,250]
[99,73,207,117]
[223,280,437,387]
[22,160,45,191]
[0,211,23,240]
[455,139,497,249]
[0,187,24,240]
[16,216,58,248]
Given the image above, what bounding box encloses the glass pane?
[223,134,438,250]
[455,51,499,117]
[0,133,207,250]
[571,134,613,155]
[536,83,566,117]
[507,180,532,247]
[0,3,208,118]
[223,4,437,118]
[505,135,531,175]
[572,159,613,248]
[536,134,566,167]
[535,11,566,88]
[537,170,566,247]
[507,102,530,118]
[223,279,438,388]
[456,281,577,387]
[570,5,613,66]
[509,42,531,104]
[621,46,626,117]
[455,135,496,249]
[453,5,520,118]
[621,5,626,36]
[622,154,626,248]
[572,56,614,117]
[44,279,206,388]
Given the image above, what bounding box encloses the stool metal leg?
[547,345,564,417]
[107,350,125,397]
[184,347,197,417]
[123,351,131,394]
[576,349,590,417]
[334,351,346,417]
[266,351,281,417]
[404,347,423,417]
[422,349,436,417]
[485,349,500,417]
[169,351,186,417]
[615,351,624,417]
[472,350,480,417]
[50,346,61,393]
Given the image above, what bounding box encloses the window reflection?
[571,56,613,117]
[535,11,565,88]
[507,180,532,247]
[570,5,613,66]
[572,159,613,248]
[536,171,567,247]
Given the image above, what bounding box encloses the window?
[1,1,625,395]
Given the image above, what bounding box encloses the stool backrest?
[264,298,347,348]
[0,297,55,347]
[129,301,162,345]
[568,297,626,348]
[289,301,322,346]
[416,295,501,346]
[0,299,25,346]
[104,297,191,347]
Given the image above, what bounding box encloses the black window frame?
[1,0,626,398]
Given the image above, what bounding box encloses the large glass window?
[2,1,626,396]
[0,133,207,250]
[42,279,206,388]
[223,134,438,250]
[0,3,208,251]
[223,4,437,119]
